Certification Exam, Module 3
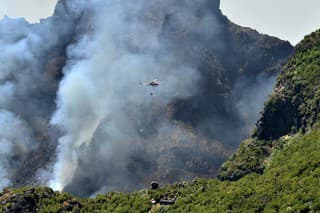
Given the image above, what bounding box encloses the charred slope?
[169,16,293,146]
[62,0,293,196]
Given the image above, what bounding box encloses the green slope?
[1,29,319,213]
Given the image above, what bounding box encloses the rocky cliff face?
[255,30,320,140]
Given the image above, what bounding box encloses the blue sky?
[0,0,319,44]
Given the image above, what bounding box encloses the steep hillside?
[1,29,319,213]
[219,29,320,181]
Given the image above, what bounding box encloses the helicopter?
[140,79,160,96]
[140,79,160,87]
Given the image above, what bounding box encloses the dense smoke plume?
[0,110,34,188]
[0,0,292,197]
[0,0,80,189]
[50,0,204,190]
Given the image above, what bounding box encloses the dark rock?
[150,181,159,190]
[254,95,299,140]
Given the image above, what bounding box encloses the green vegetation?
[166,129,320,212]
[0,187,151,212]
[218,136,289,181]
[279,30,320,127]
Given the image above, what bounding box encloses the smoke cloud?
[0,0,79,189]
[0,0,292,196]
[50,0,207,191]
[0,110,35,188]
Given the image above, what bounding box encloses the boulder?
[150,181,159,190]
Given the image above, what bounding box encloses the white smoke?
[49,0,202,190]
[0,2,79,190]
[235,74,277,136]
[0,110,35,189]
[0,18,43,190]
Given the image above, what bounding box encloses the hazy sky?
[221,0,320,44]
[0,0,319,44]
[0,0,57,22]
